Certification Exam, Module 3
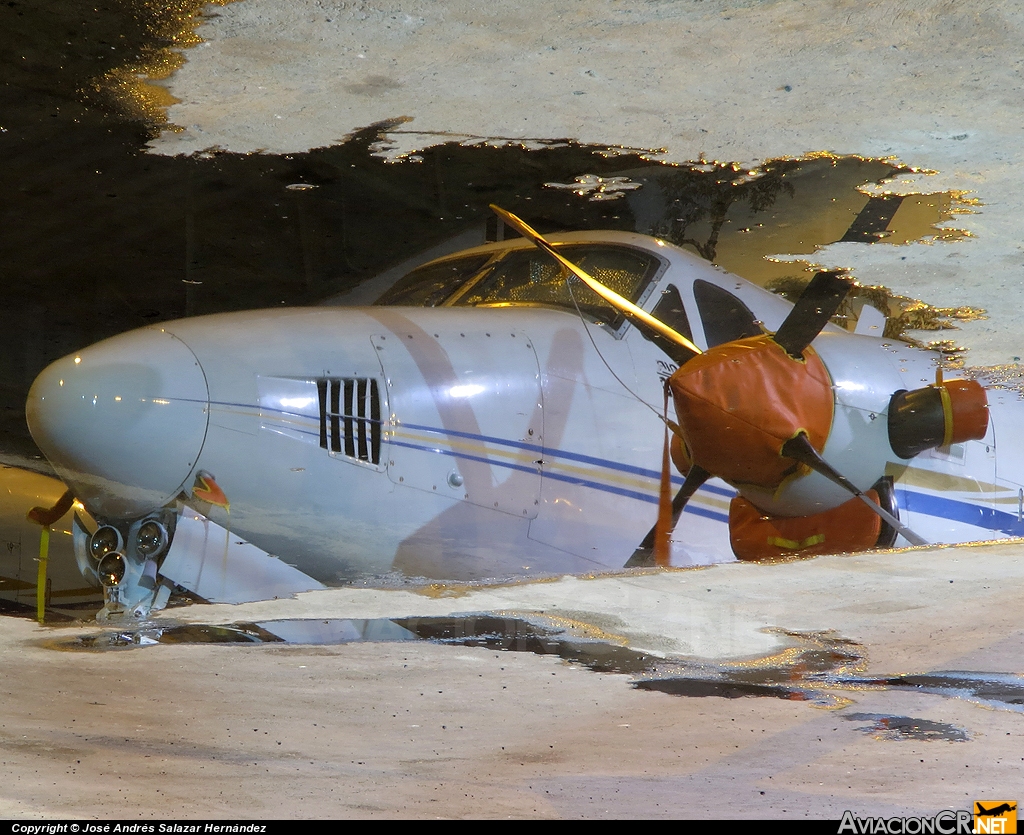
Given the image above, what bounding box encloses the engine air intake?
[888,379,989,459]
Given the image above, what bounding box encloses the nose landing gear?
[74,509,178,621]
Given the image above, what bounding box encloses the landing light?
[90,525,123,560]
[136,520,169,558]
[97,552,126,587]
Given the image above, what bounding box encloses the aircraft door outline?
[372,326,543,519]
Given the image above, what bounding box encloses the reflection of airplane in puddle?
[21,207,1024,620]
[0,465,98,613]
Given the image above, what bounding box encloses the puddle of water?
[48,616,1024,718]
[392,615,657,675]
[0,0,981,462]
[89,1,238,128]
[864,672,1024,711]
[637,629,866,708]
[965,363,1024,392]
[69,622,278,649]
[53,614,655,672]
[766,274,986,363]
[844,712,970,742]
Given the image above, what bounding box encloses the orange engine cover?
[668,335,834,489]
[942,378,989,445]
[729,490,884,561]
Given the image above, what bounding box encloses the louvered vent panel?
[317,377,382,465]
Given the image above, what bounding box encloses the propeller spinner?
[491,205,989,565]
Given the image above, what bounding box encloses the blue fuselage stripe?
[389,438,731,521]
[253,409,1015,535]
[897,488,1024,537]
[400,421,735,496]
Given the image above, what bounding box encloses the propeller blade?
[490,205,702,357]
[779,433,928,547]
[772,270,854,359]
[625,464,712,567]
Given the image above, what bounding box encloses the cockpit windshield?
[374,254,492,307]
[376,243,663,329]
[452,244,662,327]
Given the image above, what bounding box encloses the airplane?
[975,804,1016,818]
[21,206,1024,620]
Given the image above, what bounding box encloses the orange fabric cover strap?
[653,384,674,566]
[729,489,883,561]
[668,335,834,489]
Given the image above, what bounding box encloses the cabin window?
[317,377,382,465]
[452,244,661,328]
[375,254,492,307]
[693,279,761,347]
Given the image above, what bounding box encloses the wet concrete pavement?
[2,543,1023,818]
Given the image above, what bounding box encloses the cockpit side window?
[452,244,662,329]
[693,278,761,347]
[645,284,697,362]
[374,254,492,307]
[650,284,694,343]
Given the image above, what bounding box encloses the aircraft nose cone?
[26,328,210,520]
